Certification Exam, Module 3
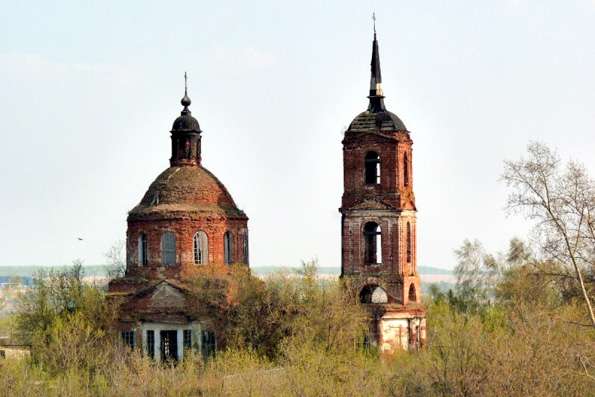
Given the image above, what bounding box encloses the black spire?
[368,13,386,112]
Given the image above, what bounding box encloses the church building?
[108,79,249,362]
[340,28,427,352]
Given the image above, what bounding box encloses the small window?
[242,229,249,264]
[406,222,412,263]
[364,222,382,264]
[224,231,233,265]
[365,151,381,185]
[122,330,135,349]
[138,233,148,266]
[146,330,155,359]
[408,284,417,302]
[404,153,409,187]
[193,231,208,265]
[183,330,192,350]
[161,232,176,266]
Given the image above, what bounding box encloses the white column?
[177,329,183,360]
[155,330,161,363]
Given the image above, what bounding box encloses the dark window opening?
[408,284,417,302]
[160,330,178,362]
[161,232,176,266]
[201,330,216,360]
[224,232,233,265]
[365,152,381,185]
[146,330,155,359]
[364,222,382,264]
[183,330,192,350]
[406,222,412,263]
[404,153,409,187]
[121,330,135,349]
[138,233,148,266]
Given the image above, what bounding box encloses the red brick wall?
[126,217,248,280]
[340,130,421,305]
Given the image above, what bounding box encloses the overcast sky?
[1,0,594,269]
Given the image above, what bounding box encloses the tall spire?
[368,13,386,112]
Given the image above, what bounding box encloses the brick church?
[108,27,425,360]
[108,78,249,362]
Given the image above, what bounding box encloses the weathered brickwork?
[340,30,426,352]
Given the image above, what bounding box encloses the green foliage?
[3,256,594,396]
[13,262,120,374]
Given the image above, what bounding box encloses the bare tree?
[105,240,125,280]
[502,142,595,326]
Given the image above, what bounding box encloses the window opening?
[160,330,178,362]
[146,330,155,359]
[161,232,176,266]
[365,151,381,185]
[183,330,192,350]
[364,222,382,264]
[408,284,417,302]
[224,232,233,265]
[121,330,135,349]
[138,233,148,266]
[242,229,249,264]
[406,222,412,263]
[193,231,208,265]
[404,153,409,187]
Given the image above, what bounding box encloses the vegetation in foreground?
[0,142,593,396]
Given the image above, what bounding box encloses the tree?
[105,240,126,279]
[502,141,595,326]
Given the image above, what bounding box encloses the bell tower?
[340,25,426,352]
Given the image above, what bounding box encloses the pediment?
[146,282,187,309]
[351,199,393,210]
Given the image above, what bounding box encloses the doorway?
[160,330,178,362]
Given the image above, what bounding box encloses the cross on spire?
[181,72,191,109]
[372,11,376,36]
[184,72,188,96]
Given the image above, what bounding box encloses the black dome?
[172,110,201,133]
[347,109,407,133]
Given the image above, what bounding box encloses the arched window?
[406,222,412,263]
[364,222,382,264]
[161,231,176,266]
[360,285,388,304]
[224,231,233,265]
[408,284,417,302]
[404,153,409,187]
[193,231,208,265]
[241,229,249,264]
[138,233,148,266]
[365,151,380,185]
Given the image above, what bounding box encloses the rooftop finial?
[181,72,191,109]
[372,11,376,38]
